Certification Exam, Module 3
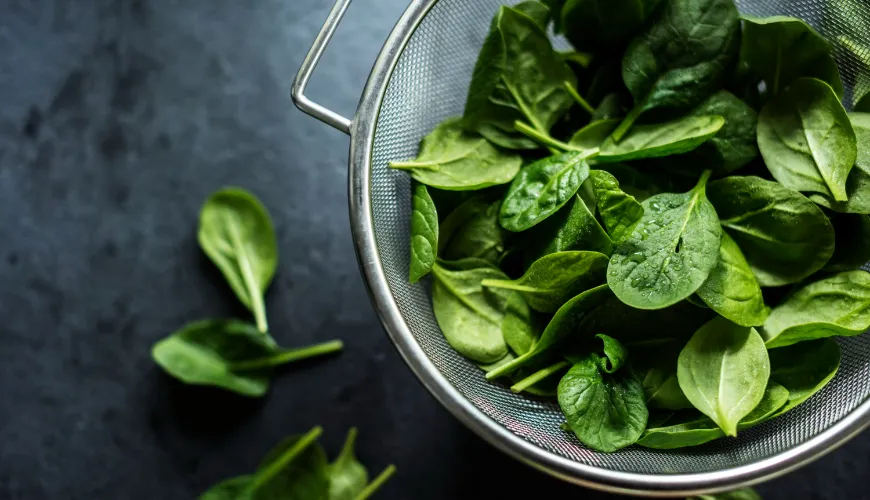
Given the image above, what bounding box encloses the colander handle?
[292,0,354,135]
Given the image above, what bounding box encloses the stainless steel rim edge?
[346,0,870,495]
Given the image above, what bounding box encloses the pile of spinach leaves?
[390,0,870,453]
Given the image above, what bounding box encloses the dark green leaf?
[595,163,676,201]
[592,93,622,122]
[696,232,769,327]
[678,90,759,174]
[598,115,725,163]
[255,429,330,500]
[595,333,627,374]
[636,341,692,410]
[524,194,614,262]
[825,214,870,272]
[558,0,662,53]
[199,476,255,500]
[439,198,506,264]
[809,112,870,213]
[513,0,551,28]
[589,170,644,243]
[768,339,840,418]
[409,183,438,282]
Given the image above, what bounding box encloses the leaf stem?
[695,169,713,192]
[352,465,397,500]
[563,81,596,115]
[230,340,344,371]
[611,104,644,143]
[514,121,579,152]
[510,360,571,393]
[250,426,323,491]
[486,351,532,380]
[388,161,439,171]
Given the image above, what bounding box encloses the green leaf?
[589,170,644,243]
[524,194,614,261]
[512,0,551,28]
[199,476,256,500]
[825,214,870,272]
[678,90,759,174]
[757,78,856,202]
[326,429,368,500]
[568,119,621,150]
[389,118,522,190]
[689,487,763,500]
[707,176,835,286]
[809,112,870,213]
[615,0,740,138]
[557,354,648,452]
[767,339,840,420]
[408,183,438,282]
[595,333,627,374]
[607,170,721,310]
[558,0,662,52]
[598,115,725,163]
[463,5,575,149]
[677,317,770,436]
[499,152,591,231]
[431,259,512,363]
[254,429,330,500]
[595,163,677,201]
[741,15,844,98]
[592,94,622,122]
[636,341,693,410]
[198,187,277,333]
[580,294,713,346]
[761,270,870,348]
[482,251,609,312]
[486,284,612,379]
[696,232,769,327]
[439,198,506,264]
[501,293,540,356]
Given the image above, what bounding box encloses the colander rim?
[345,0,870,495]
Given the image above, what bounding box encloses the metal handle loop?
[292,0,354,135]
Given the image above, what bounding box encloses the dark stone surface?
[0,1,866,499]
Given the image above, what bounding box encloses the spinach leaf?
[607,170,721,309]
[464,5,575,149]
[569,119,621,150]
[677,317,770,436]
[499,152,591,231]
[326,428,368,500]
[486,284,612,379]
[825,214,870,272]
[589,170,644,243]
[757,77,856,202]
[501,292,540,356]
[592,94,623,122]
[741,15,843,98]
[707,176,835,286]
[431,259,513,363]
[152,320,343,397]
[513,0,551,28]
[199,187,277,333]
[524,194,614,261]
[482,251,609,312]
[596,163,676,201]
[199,476,255,500]
[595,333,628,374]
[409,183,438,283]
[696,232,769,327]
[439,198,506,264]
[761,270,870,348]
[768,338,840,418]
[580,294,713,345]
[558,353,648,452]
[636,342,693,410]
[679,90,759,174]
[557,0,663,53]
[809,112,870,213]
[598,115,725,163]
[614,0,740,139]
[389,118,522,190]
[688,488,762,500]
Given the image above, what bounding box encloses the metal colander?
[293,0,870,495]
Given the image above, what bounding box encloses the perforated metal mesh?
[368,0,870,475]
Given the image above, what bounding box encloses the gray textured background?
[0,1,867,499]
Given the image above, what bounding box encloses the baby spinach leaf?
[255,429,330,500]
[741,15,844,98]
[688,488,762,500]
[326,428,368,500]
[615,0,740,139]
[589,170,644,243]
[439,198,506,264]
[501,292,541,356]
[768,338,840,418]
[757,77,856,202]
[696,232,769,327]
[825,214,870,272]
[557,0,662,53]
[524,193,614,261]
[409,183,438,283]
[679,90,759,174]
[707,176,835,286]
[569,119,621,150]
[581,294,713,346]
[499,152,591,231]
[595,333,628,374]
[198,187,277,333]
[482,251,609,312]
[431,259,513,363]
[558,353,648,452]
[486,284,612,379]
[809,112,870,213]
[607,170,721,309]
[596,163,676,201]
[512,0,551,28]
[761,270,870,348]
[636,341,693,410]
[151,320,343,397]
[389,118,522,190]
[598,115,725,163]
[464,5,575,149]
[677,317,770,436]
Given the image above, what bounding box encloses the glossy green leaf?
[558,354,648,452]
[607,171,721,309]
[761,270,870,348]
[439,198,506,264]
[768,338,840,418]
[524,194,614,262]
[408,183,438,282]
[679,90,759,174]
[499,152,591,231]
[482,251,609,312]
[464,5,575,149]
[580,294,713,346]
[596,163,676,201]
[598,115,725,163]
[825,215,870,272]
[741,15,844,98]
[557,0,663,53]
[431,260,512,363]
[696,232,769,327]
[677,317,770,436]
[707,176,835,286]
[389,118,522,190]
[809,112,870,213]
[589,170,644,243]
[595,333,628,374]
[198,187,277,333]
[326,429,368,500]
[568,119,620,150]
[757,78,856,202]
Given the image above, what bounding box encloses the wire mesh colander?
[293,0,870,495]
